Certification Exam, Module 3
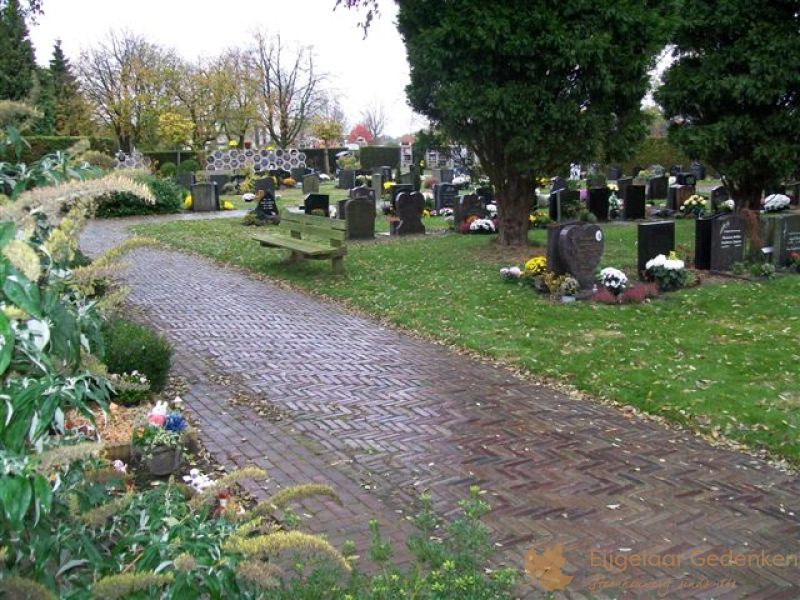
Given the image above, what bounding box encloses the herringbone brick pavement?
[82,216,800,599]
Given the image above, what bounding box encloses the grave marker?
[304,193,329,215]
[588,187,611,221]
[695,213,745,271]
[623,185,647,220]
[434,183,458,211]
[338,169,355,189]
[637,221,675,277]
[303,174,320,194]
[191,183,217,212]
[395,191,426,235]
[343,197,376,239]
[647,175,669,200]
[546,222,604,289]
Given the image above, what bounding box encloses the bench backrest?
[279,209,346,247]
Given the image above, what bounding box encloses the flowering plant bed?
[645,252,690,291]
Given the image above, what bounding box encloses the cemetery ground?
[134,213,800,468]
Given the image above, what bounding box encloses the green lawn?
[133,216,800,464]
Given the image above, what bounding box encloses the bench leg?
[332,256,345,275]
[289,250,304,264]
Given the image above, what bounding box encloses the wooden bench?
[251,209,348,274]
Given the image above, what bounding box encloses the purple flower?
[165,413,186,433]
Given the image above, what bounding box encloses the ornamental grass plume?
[0,575,56,600]
[1,174,154,226]
[80,493,135,527]
[90,572,173,600]
[2,239,40,280]
[223,530,352,573]
[187,466,268,510]
[36,442,103,473]
[235,560,283,589]
[252,484,341,515]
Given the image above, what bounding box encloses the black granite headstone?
[304,193,329,215]
[588,187,611,221]
[546,222,604,289]
[623,185,647,220]
[550,176,568,195]
[434,183,458,211]
[709,185,730,210]
[390,184,414,209]
[647,175,669,200]
[695,213,746,271]
[676,172,697,186]
[690,162,706,181]
[606,166,622,181]
[395,191,426,235]
[669,165,682,177]
[475,186,493,205]
[254,189,279,223]
[616,177,634,201]
[637,221,675,277]
[455,194,487,230]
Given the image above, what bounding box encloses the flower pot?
[145,445,182,476]
[560,295,576,304]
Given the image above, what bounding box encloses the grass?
[133,214,800,464]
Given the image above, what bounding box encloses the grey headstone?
[434,183,458,211]
[768,213,800,266]
[606,166,622,180]
[690,162,706,181]
[176,171,195,189]
[339,169,355,190]
[395,191,426,236]
[695,213,746,271]
[623,185,646,220]
[191,183,217,212]
[550,176,568,195]
[291,167,307,183]
[343,197,376,239]
[303,174,320,194]
[399,171,414,185]
[304,193,329,215]
[638,221,675,277]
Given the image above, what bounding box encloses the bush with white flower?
[500,266,522,281]
[485,203,498,218]
[763,193,790,212]
[719,198,735,212]
[645,252,689,291]
[599,267,628,295]
[469,218,496,233]
[680,194,707,218]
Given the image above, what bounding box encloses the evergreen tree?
[0,0,37,101]
[49,39,91,135]
[30,67,55,134]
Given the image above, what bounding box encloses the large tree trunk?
[496,170,532,246]
[322,147,330,175]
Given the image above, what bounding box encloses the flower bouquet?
[500,266,522,281]
[598,267,628,295]
[680,194,707,218]
[763,194,790,212]
[645,252,689,291]
[559,276,580,302]
[521,256,549,291]
[469,218,496,234]
[789,251,800,273]
[132,400,187,476]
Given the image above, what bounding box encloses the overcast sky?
[29,0,425,137]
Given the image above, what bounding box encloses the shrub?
[78,150,116,170]
[176,159,199,173]
[359,145,402,170]
[102,318,173,392]
[159,162,177,178]
[95,175,183,217]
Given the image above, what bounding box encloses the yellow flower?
[383,181,396,191]
[222,200,235,210]
[183,196,192,209]
[524,256,547,275]
[422,208,431,217]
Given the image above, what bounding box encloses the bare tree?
[78,31,175,152]
[254,31,323,148]
[212,48,259,147]
[361,102,386,143]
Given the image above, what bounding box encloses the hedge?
[95,174,184,218]
[142,151,200,170]
[621,138,692,173]
[301,147,347,173]
[359,145,401,171]
[19,136,118,164]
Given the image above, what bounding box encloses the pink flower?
[148,414,166,427]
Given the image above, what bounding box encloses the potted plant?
[132,400,187,476]
[559,276,579,303]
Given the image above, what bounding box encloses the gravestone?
[676,172,697,186]
[176,171,195,189]
[254,177,275,198]
[191,183,217,212]
[631,166,643,178]
[695,213,745,271]
[550,176,568,195]
[343,197,376,239]
[304,193,329,215]
[690,162,706,181]
[399,171,414,186]
[606,166,622,181]
[546,222,605,289]
[254,189,279,223]
[548,191,561,222]
[588,187,611,221]
[767,213,800,266]
[623,185,647,220]
[390,184,414,209]
[303,174,320,194]
[637,221,675,277]
[616,177,633,201]
[676,185,694,211]
[669,165,682,177]
[434,183,458,211]
[337,198,348,220]
[647,175,669,200]
[372,174,383,201]
[291,167,307,183]
[455,194,487,229]
[350,185,376,204]
[709,185,730,210]
[475,186,493,205]
[339,169,355,190]
[395,191,426,236]
[440,168,454,184]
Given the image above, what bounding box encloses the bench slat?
[281,210,347,230]
[278,221,346,242]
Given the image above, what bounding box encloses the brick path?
[82,215,800,599]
